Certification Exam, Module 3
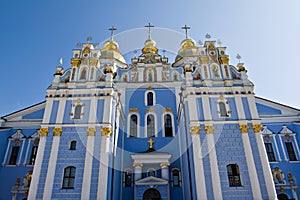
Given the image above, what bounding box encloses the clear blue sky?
[1,0,300,116]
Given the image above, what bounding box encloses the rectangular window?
[227,164,242,187]
[29,146,38,165]
[264,143,276,162]
[285,142,297,161]
[9,146,20,165]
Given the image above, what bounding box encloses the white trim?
[17,139,25,166]
[147,168,156,177]
[78,66,88,81]
[162,112,175,137]
[292,135,300,159]
[145,112,157,138]
[127,112,140,138]
[2,140,11,165]
[234,96,244,119]
[144,90,156,106]
[279,135,288,161]
[273,135,282,162]
[88,97,97,123]
[43,99,54,124]
[97,136,109,200]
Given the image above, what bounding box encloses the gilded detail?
[133,162,143,167]
[218,56,229,64]
[53,128,62,136]
[89,59,98,66]
[129,108,139,113]
[204,126,214,134]
[87,127,96,136]
[190,126,200,134]
[105,67,113,73]
[240,125,249,133]
[253,124,262,133]
[39,128,49,137]
[101,127,112,137]
[71,59,81,67]
[185,67,192,72]
[160,162,170,167]
[163,108,172,113]
[199,56,209,64]
[146,108,155,113]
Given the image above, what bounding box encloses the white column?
[161,164,169,180]
[23,139,32,165]
[247,96,277,199]
[17,139,25,166]
[279,135,288,161]
[272,135,282,161]
[28,99,53,200]
[134,164,142,181]
[81,131,95,200]
[2,140,11,165]
[97,135,109,200]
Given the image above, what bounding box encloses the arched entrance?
[143,188,161,200]
[277,193,289,200]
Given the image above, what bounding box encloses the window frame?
[147,168,156,177]
[264,142,276,162]
[144,90,156,106]
[227,164,242,187]
[62,166,76,189]
[171,168,181,187]
[70,141,77,150]
[145,113,157,138]
[216,97,231,118]
[162,112,175,137]
[127,112,140,138]
[124,169,133,187]
[70,99,85,120]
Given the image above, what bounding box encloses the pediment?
[135,176,168,186]
[9,129,25,139]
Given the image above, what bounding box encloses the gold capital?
[39,128,49,137]
[160,162,170,167]
[101,127,112,137]
[129,108,139,113]
[253,124,262,133]
[205,126,214,134]
[133,162,143,167]
[190,126,200,134]
[240,124,249,133]
[87,127,96,136]
[53,128,62,136]
[71,59,81,67]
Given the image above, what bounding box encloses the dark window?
[147,115,155,137]
[79,68,87,80]
[277,193,289,200]
[124,171,132,187]
[265,143,276,162]
[70,141,76,150]
[164,114,173,137]
[227,164,242,187]
[9,146,20,165]
[147,92,153,106]
[219,102,228,117]
[285,142,297,161]
[130,114,138,137]
[62,166,76,189]
[29,146,38,165]
[74,105,82,119]
[148,170,156,177]
[172,169,180,187]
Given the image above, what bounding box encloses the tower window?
[29,146,38,165]
[219,102,228,117]
[74,105,82,119]
[264,143,276,162]
[62,166,76,189]
[227,164,242,187]
[147,115,155,137]
[124,171,132,187]
[172,169,180,187]
[70,141,76,150]
[148,169,156,177]
[130,114,138,137]
[79,68,87,80]
[147,92,153,106]
[285,142,297,161]
[164,114,173,137]
[9,146,20,165]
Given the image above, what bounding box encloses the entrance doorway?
[143,188,161,200]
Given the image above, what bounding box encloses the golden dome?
[100,40,126,64]
[142,39,158,54]
[175,38,198,62]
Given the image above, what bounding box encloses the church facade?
[0,26,299,200]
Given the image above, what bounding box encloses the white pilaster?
[17,139,25,166]
[23,139,32,165]
[235,96,245,120]
[81,133,95,200]
[279,135,288,161]
[2,140,11,165]
[161,165,169,180]
[272,135,282,161]
[97,136,109,200]
[88,97,97,123]
[134,165,142,181]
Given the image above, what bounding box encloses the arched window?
[70,141,76,150]
[219,102,228,117]
[147,92,153,106]
[62,166,76,189]
[124,170,132,187]
[74,105,82,119]
[148,169,156,177]
[79,68,87,80]
[172,169,180,187]
[130,114,138,137]
[285,142,297,161]
[227,164,242,187]
[164,114,173,137]
[147,115,155,137]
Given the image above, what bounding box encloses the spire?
[108,26,117,41]
[145,23,154,40]
[181,25,190,39]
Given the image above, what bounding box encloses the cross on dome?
[181,25,190,39]
[108,26,117,40]
[145,23,154,39]
[148,138,154,149]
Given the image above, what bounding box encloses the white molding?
[279,135,288,161]
[127,112,140,138]
[17,139,25,166]
[88,97,97,123]
[234,96,245,119]
[145,112,157,138]
[273,135,282,162]
[97,136,109,200]
[161,112,175,137]
[144,90,156,106]
[2,140,11,165]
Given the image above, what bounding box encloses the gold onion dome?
[142,38,158,54]
[175,38,198,61]
[100,39,126,64]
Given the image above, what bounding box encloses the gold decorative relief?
[163,108,172,113]
[160,162,170,167]
[133,162,143,167]
[53,128,62,136]
[89,59,98,66]
[185,67,192,72]
[252,124,262,133]
[87,127,96,136]
[205,126,214,134]
[101,127,112,137]
[218,56,229,64]
[129,108,139,113]
[199,56,209,64]
[239,125,249,133]
[39,128,49,137]
[71,59,81,67]
[146,108,155,113]
[190,126,200,134]
[106,67,113,73]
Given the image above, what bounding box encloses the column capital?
[239,124,249,133]
[39,128,49,137]
[160,162,170,167]
[101,127,112,137]
[190,126,200,134]
[87,127,96,136]
[133,162,143,167]
[53,127,62,136]
[252,124,262,133]
[205,125,214,134]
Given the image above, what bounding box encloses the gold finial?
[148,138,154,149]
[181,25,190,39]
[108,26,117,41]
[59,57,63,65]
[145,23,154,39]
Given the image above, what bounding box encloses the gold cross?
[145,23,154,39]
[148,138,154,149]
[181,25,190,39]
[108,26,117,40]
